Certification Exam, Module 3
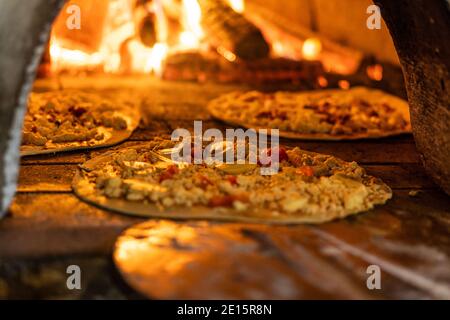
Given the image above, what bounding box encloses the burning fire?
[48,0,359,77]
[49,40,104,71]
[182,0,203,43]
[49,0,204,75]
[302,38,322,61]
[227,0,245,13]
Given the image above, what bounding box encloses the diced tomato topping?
[296,166,314,177]
[159,165,179,182]
[197,174,213,189]
[226,175,238,186]
[274,146,289,162]
[208,194,249,207]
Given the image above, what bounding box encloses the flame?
[127,40,168,75]
[48,0,359,78]
[49,39,104,72]
[179,31,199,48]
[182,0,203,42]
[272,40,298,60]
[49,0,171,74]
[125,0,169,74]
[302,38,322,60]
[227,0,245,13]
[367,64,383,81]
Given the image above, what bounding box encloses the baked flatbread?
[21,90,141,156]
[208,87,411,140]
[73,138,392,224]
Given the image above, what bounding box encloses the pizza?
[21,90,141,156]
[73,138,392,224]
[207,87,411,140]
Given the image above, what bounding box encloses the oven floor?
[0,76,449,299]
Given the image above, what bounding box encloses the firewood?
[162,52,324,84]
[197,0,270,60]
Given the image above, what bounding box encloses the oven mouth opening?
[42,0,380,87]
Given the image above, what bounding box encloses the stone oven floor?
[0,76,449,299]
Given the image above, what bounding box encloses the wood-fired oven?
[0,0,448,300]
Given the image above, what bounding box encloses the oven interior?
[0,0,449,300]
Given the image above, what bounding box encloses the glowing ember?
[227,0,245,13]
[367,64,383,81]
[302,38,322,60]
[317,76,328,88]
[217,46,237,62]
[338,80,351,90]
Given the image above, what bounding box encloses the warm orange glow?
[302,38,322,60]
[318,76,328,88]
[48,0,359,77]
[217,46,237,62]
[124,0,169,75]
[366,64,383,81]
[127,40,168,75]
[49,40,104,72]
[179,31,199,48]
[227,0,245,13]
[338,80,351,90]
[271,40,297,61]
[182,0,203,42]
[50,0,197,74]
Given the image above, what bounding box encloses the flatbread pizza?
[208,87,411,140]
[21,90,141,156]
[73,138,392,224]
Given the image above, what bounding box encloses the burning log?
[198,0,270,60]
[375,0,450,195]
[162,51,324,85]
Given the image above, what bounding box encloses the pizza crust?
[20,114,140,156]
[208,87,411,140]
[20,91,141,156]
[72,143,392,224]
